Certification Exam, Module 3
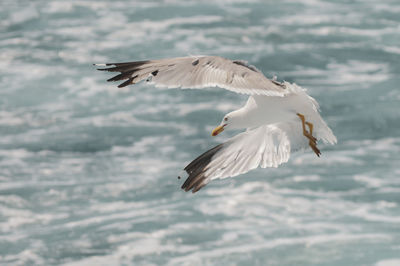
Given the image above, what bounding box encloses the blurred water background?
[1,0,400,265]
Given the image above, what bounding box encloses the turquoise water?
[1,0,400,265]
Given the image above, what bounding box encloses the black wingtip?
[117,78,133,88]
[95,60,152,88]
[181,143,224,193]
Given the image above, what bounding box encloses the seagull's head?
[212,111,243,136]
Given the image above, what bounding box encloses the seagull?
[95,56,337,193]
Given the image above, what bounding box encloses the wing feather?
[96,56,287,96]
[181,122,308,193]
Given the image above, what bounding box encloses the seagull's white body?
[96,55,336,193]
[238,85,333,139]
[235,93,311,129]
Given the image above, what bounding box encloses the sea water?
[1,0,400,265]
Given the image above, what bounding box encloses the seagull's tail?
[306,95,337,145]
[307,96,337,145]
[284,81,337,146]
[315,118,337,145]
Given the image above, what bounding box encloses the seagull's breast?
[242,95,297,128]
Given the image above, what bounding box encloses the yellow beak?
[211,125,225,136]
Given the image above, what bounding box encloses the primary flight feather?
[95,55,337,193]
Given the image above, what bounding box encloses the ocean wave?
[1,0,400,265]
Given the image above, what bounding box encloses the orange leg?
[297,114,308,136]
[297,113,321,157]
[305,122,317,142]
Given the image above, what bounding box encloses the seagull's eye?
[224,117,228,122]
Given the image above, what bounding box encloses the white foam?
[168,233,390,265]
[375,259,400,266]
[353,175,383,188]
[3,6,39,26]
[285,60,389,88]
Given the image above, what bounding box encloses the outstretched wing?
[96,56,287,96]
[181,122,308,193]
